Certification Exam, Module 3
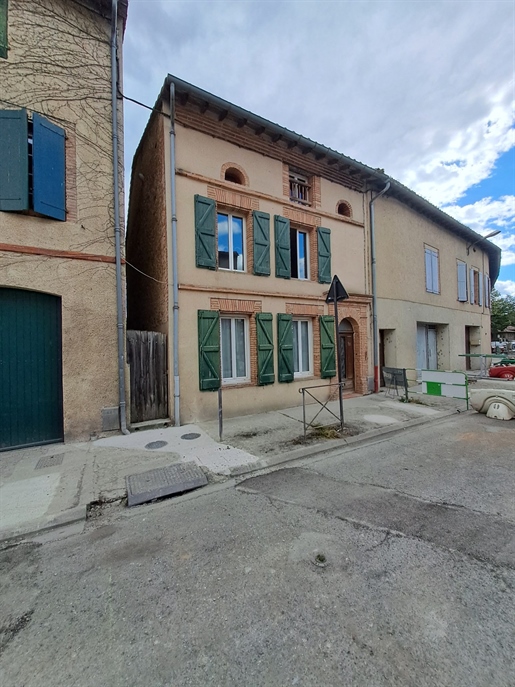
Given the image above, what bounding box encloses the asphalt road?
[0,413,513,687]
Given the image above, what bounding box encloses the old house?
[0,0,128,449]
[126,75,500,426]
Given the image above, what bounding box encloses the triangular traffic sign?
[325,275,349,303]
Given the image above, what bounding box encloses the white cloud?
[496,280,515,298]
[122,0,514,233]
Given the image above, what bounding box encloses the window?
[289,170,310,205]
[224,167,244,184]
[424,246,439,294]
[484,274,491,308]
[221,317,249,383]
[0,0,7,59]
[457,260,468,301]
[469,268,483,305]
[217,212,244,271]
[292,319,312,377]
[0,109,66,220]
[336,201,352,217]
[290,228,308,279]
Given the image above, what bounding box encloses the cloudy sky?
[122,0,515,296]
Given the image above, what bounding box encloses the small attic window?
[337,201,352,218]
[224,167,245,185]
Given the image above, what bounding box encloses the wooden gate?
[127,330,168,424]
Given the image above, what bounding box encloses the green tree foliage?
[491,290,515,339]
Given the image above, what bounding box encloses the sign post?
[325,275,349,431]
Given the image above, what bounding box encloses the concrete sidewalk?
[0,390,464,543]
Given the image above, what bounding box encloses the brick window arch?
[336,200,352,218]
[221,162,249,186]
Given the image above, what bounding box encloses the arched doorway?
[339,318,355,390]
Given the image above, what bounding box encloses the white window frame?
[290,228,309,280]
[217,212,245,272]
[220,316,250,385]
[424,246,440,294]
[457,260,468,302]
[292,318,313,378]
[470,267,480,305]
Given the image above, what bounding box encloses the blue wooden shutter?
[195,195,216,269]
[478,271,483,306]
[256,313,274,384]
[0,0,7,59]
[198,310,220,391]
[277,313,293,382]
[425,248,432,292]
[274,215,291,279]
[32,113,66,220]
[0,109,28,211]
[469,269,475,304]
[431,250,439,293]
[319,315,336,378]
[317,227,331,284]
[253,211,270,276]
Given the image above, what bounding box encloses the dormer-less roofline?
[154,74,501,284]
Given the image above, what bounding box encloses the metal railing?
[299,382,345,441]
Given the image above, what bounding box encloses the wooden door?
[339,332,355,390]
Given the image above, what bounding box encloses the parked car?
[489,362,515,381]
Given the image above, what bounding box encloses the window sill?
[222,379,251,388]
[218,267,246,274]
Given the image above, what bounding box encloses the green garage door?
[0,288,63,450]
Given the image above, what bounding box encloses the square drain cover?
[35,455,64,469]
[126,462,208,507]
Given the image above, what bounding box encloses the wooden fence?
[127,330,168,424]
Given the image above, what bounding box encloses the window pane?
[425,249,432,291]
[232,217,244,271]
[298,232,307,279]
[300,321,309,371]
[234,318,246,377]
[292,321,299,373]
[221,318,232,378]
[218,214,230,269]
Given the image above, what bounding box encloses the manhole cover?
[126,462,208,507]
[145,440,168,450]
[181,432,201,440]
[35,455,63,470]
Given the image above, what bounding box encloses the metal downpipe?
[169,83,180,426]
[369,180,390,393]
[111,0,129,434]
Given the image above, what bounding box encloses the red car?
[489,362,515,381]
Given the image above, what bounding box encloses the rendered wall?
[0,0,124,440]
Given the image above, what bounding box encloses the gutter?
[169,83,180,425]
[369,180,391,393]
[111,0,129,434]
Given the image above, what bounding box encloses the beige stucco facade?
[0,0,126,444]
[373,196,492,374]
[127,76,500,427]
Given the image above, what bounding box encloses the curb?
[0,505,87,545]
[229,409,463,478]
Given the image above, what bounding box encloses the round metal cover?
[181,432,201,440]
[145,440,168,450]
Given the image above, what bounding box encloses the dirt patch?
[0,610,34,654]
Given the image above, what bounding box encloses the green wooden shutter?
[256,313,274,385]
[319,315,336,378]
[0,109,28,211]
[0,0,7,59]
[253,211,270,276]
[195,195,216,269]
[317,227,331,284]
[198,310,220,390]
[274,215,291,279]
[277,313,294,382]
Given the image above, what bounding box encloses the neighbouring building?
[126,75,501,426]
[0,0,128,450]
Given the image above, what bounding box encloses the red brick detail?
[336,200,352,218]
[249,313,258,385]
[65,126,77,222]
[313,316,321,375]
[312,176,321,209]
[220,162,249,186]
[337,300,370,395]
[175,108,365,192]
[207,185,259,210]
[282,206,321,227]
[210,298,262,313]
[0,243,118,264]
[286,303,324,316]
